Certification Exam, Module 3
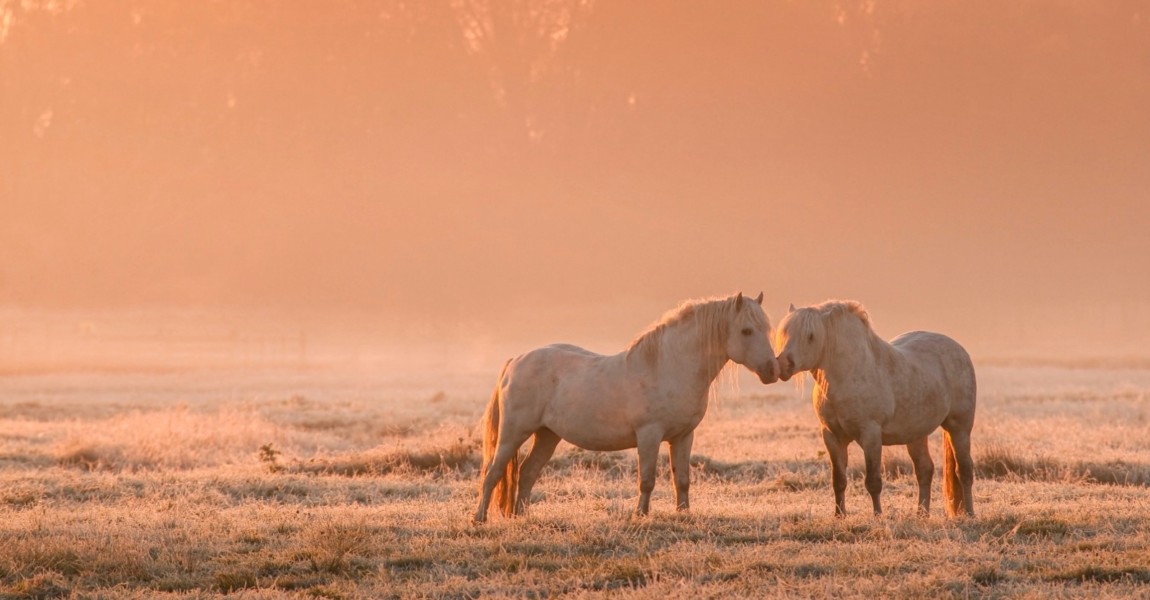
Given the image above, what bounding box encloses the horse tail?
[942,430,964,517]
[480,359,519,517]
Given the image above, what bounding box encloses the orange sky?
[1,1,1148,359]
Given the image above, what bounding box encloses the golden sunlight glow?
[0,1,1147,370]
[1,6,1150,597]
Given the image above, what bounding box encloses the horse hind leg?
[906,437,934,516]
[474,427,533,523]
[475,439,519,522]
[514,428,561,515]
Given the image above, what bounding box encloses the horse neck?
[631,318,729,392]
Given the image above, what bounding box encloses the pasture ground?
[1,364,1148,598]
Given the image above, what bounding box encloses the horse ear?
[754,292,764,305]
[735,292,744,310]
[788,303,796,313]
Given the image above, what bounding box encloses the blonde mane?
[779,300,875,373]
[781,300,869,339]
[626,295,756,364]
[815,300,871,329]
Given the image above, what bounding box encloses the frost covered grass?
[0,365,1148,598]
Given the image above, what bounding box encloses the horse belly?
[881,394,950,445]
[880,427,935,446]
[550,415,637,452]
[543,387,641,452]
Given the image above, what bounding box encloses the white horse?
[775,300,977,517]
[473,292,779,523]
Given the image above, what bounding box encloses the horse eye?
[741,327,753,336]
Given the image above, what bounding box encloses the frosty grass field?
[1,362,1148,598]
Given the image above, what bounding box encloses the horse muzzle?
[776,354,795,382]
[757,359,780,384]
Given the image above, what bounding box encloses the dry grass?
[0,365,1149,598]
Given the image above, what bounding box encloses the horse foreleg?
[634,427,662,516]
[668,431,694,511]
[822,428,849,517]
[906,437,934,516]
[515,428,561,515]
[859,426,884,516]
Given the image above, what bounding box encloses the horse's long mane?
[626,295,752,365]
[781,300,870,344]
[784,300,876,396]
[816,300,871,329]
[791,300,884,374]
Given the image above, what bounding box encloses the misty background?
[1,1,1148,372]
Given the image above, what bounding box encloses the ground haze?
[2,2,1149,358]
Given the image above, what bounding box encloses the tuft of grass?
[1079,460,1150,486]
[584,559,654,591]
[790,563,833,578]
[976,444,1066,480]
[691,455,774,481]
[880,453,916,479]
[259,443,284,473]
[1,489,40,509]
[299,519,375,575]
[976,444,1150,487]
[548,448,634,477]
[770,470,824,491]
[779,516,877,544]
[1049,566,1150,584]
[971,566,1007,586]
[294,437,480,477]
[214,569,259,593]
[3,571,71,599]
[1010,516,1071,538]
[55,443,105,471]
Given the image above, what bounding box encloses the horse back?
[503,344,609,403]
[890,331,976,413]
[499,344,642,447]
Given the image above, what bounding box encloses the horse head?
[774,303,826,381]
[726,292,780,384]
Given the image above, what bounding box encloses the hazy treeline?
[2,2,1147,344]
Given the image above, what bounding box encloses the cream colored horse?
[775,301,977,517]
[473,292,779,523]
